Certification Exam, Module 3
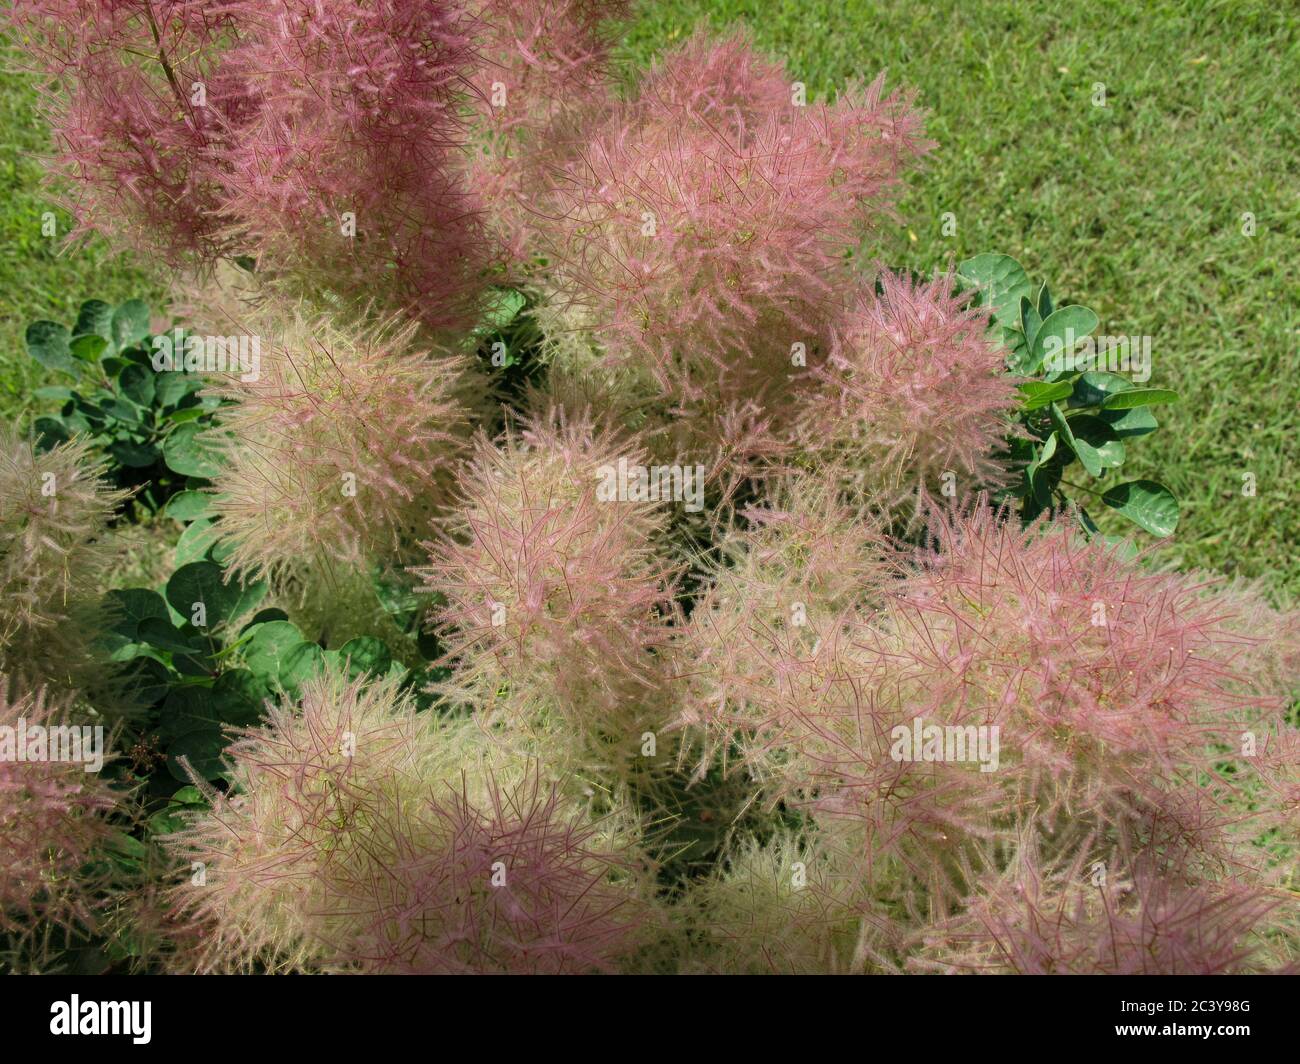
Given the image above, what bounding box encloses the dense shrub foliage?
[0,1,1294,974]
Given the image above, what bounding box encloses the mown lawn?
[2,1,1296,592]
[0,46,161,418]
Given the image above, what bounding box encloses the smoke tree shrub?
[796,272,1020,510]
[0,428,129,696]
[534,29,930,475]
[215,0,494,333]
[166,667,649,973]
[10,0,249,263]
[675,504,1298,968]
[418,410,681,777]
[209,312,473,582]
[0,679,122,968]
[3,1,1296,975]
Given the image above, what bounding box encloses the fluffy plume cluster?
[0,678,120,966]
[518,34,1015,503]
[10,3,1005,501]
[418,411,680,774]
[9,6,1297,977]
[167,667,648,973]
[677,474,888,774]
[216,0,490,332]
[467,0,625,126]
[210,312,472,581]
[680,828,877,975]
[914,845,1293,975]
[797,272,1019,507]
[9,0,249,263]
[677,500,1299,970]
[534,29,930,469]
[636,27,794,130]
[0,429,127,695]
[7,0,635,331]
[462,1,627,260]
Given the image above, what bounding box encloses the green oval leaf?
[1100,388,1180,410]
[1071,437,1104,478]
[166,725,228,782]
[33,416,70,450]
[169,786,208,808]
[1048,402,1077,448]
[1068,416,1126,469]
[166,560,267,630]
[165,490,212,524]
[956,254,1033,328]
[97,396,141,424]
[138,616,207,655]
[1031,305,1100,376]
[69,333,109,362]
[164,423,222,478]
[26,320,77,374]
[156,688,218,743]
[1048,402,1104,476]
[175,518,219,566]
[166,406,206,424]
[73,299,114,342]
[278,642,326,693]
[1100,405,1158,438]
[211,668,270,725]
[111,299,151,348]
[156,371,201,408]
[1101,480,1179,537]
[242,621,324,694]
[104,588,171,641]
[118,363,156,406]
[336,636,393,679]
[239,607,290,634]
[1018,380,1073,410]
[118,656,171,708]
[1068,371,1133,408]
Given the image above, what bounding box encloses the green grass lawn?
[0,46,161,418]
[2,1,1296,593]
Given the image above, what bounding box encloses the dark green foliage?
[25,299,224,517]
[959,254,1181,540]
